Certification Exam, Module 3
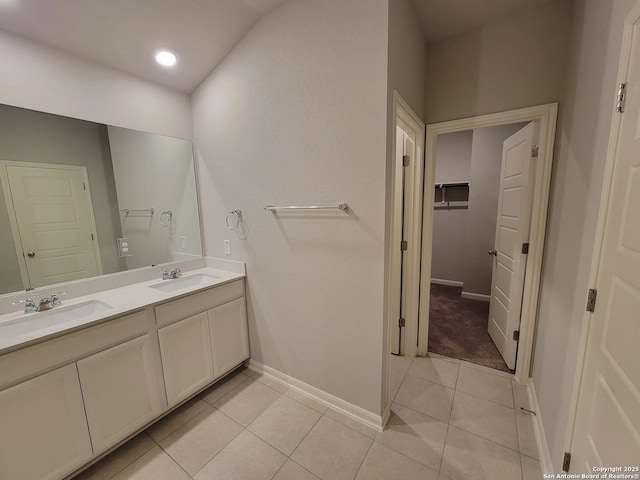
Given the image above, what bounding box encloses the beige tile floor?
[73,353,542,480]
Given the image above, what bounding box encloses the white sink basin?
[0,300,113,337]
[149,273,219,293]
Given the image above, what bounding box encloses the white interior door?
[4,164,101,288]
[390,126,405,355]
[570,10,640,469]
[488,122,538,369]
[390,124,416,356]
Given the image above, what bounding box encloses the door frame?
[386,92,425,361]
[414,103,558,383]
[0,160,104,289]
[562,0,640,466]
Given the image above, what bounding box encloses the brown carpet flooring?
[428,283,510,372]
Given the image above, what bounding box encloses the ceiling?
[410,0,564,42]
[0,0,288,93]
[0,0,564,93]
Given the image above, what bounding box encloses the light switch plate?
[224,240,231,255]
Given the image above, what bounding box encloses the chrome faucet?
[162,267,182,280]
[12,292,67,313]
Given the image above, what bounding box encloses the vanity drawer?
[155,279,245,328]
[0,309,149,390]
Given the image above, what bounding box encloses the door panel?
[158,312,214,407]
[209,298,249,379]
[488,122,538,369]
[389,127,404,355]
[571,12,640,470]
[77,335,164,454]
[390,125,413,356]
[5,164,100,288]
[0,364,92,480]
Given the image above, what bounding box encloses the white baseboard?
[245,359,386,432]
[528,379,553,474]
[461,291,491,302]
[431,278,463,288]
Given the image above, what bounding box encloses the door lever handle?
[488,250,497,256]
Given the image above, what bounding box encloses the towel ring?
[160,210,173,227]
[226,209,242,231]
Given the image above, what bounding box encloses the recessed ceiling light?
[155,50,177,67]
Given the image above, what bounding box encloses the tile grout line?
[511,380,524,457]
[100,433,157,480]
[286,409,325,464]
[438,362,461,475]
[390,356,413,403]
[350,435,375,480]
[454,385,516,410]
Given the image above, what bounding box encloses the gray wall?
[108,126,201,270]
[0,104,125,294]
[0,30,192,140]
[431,131,472,284]
[387,0,427,122]
[463,123,526,295]
[424,0,573,124]
[532,0,637,469]
[192,0,389,415]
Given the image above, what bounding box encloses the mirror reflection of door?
[2,162,102,289]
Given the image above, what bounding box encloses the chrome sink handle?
[12,298,39,313]
[50,291,68,307]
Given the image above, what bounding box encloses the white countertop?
[0,267,244,355]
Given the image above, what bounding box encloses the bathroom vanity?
[0,268,248,480]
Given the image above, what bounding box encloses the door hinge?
[398,317,406,328]
[531,145,539,158]
[83,182,86,190]
[522,243,529,254]
[616,82,627,113]
[401,240,408,251]
[90,233,94,241]
[586,288,597,312]
[402,155,410,167]
[513,330,520,341]
[562,452,572,472]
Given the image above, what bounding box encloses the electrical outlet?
[224,240,231,255]
[181,236,187,249]
[117,238,132,257]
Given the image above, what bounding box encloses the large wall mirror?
[0,104,202,296]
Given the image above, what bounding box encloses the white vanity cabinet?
[77,334,164,454]
[210,297,249,378]
[0,272,249,480]
[0,364,92,480]
[156,279,249,407]
[0,308,155,479]
[158,311,215,406]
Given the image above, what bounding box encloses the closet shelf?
[435,181,470,188]
[434,181,470,209]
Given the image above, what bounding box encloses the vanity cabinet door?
[158,312,214,407]
[209,297,249,379]
[0,364,92,480]
[77,334,164,454]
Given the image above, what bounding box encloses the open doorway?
[429,121,533,372]
[416,104,558,384]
